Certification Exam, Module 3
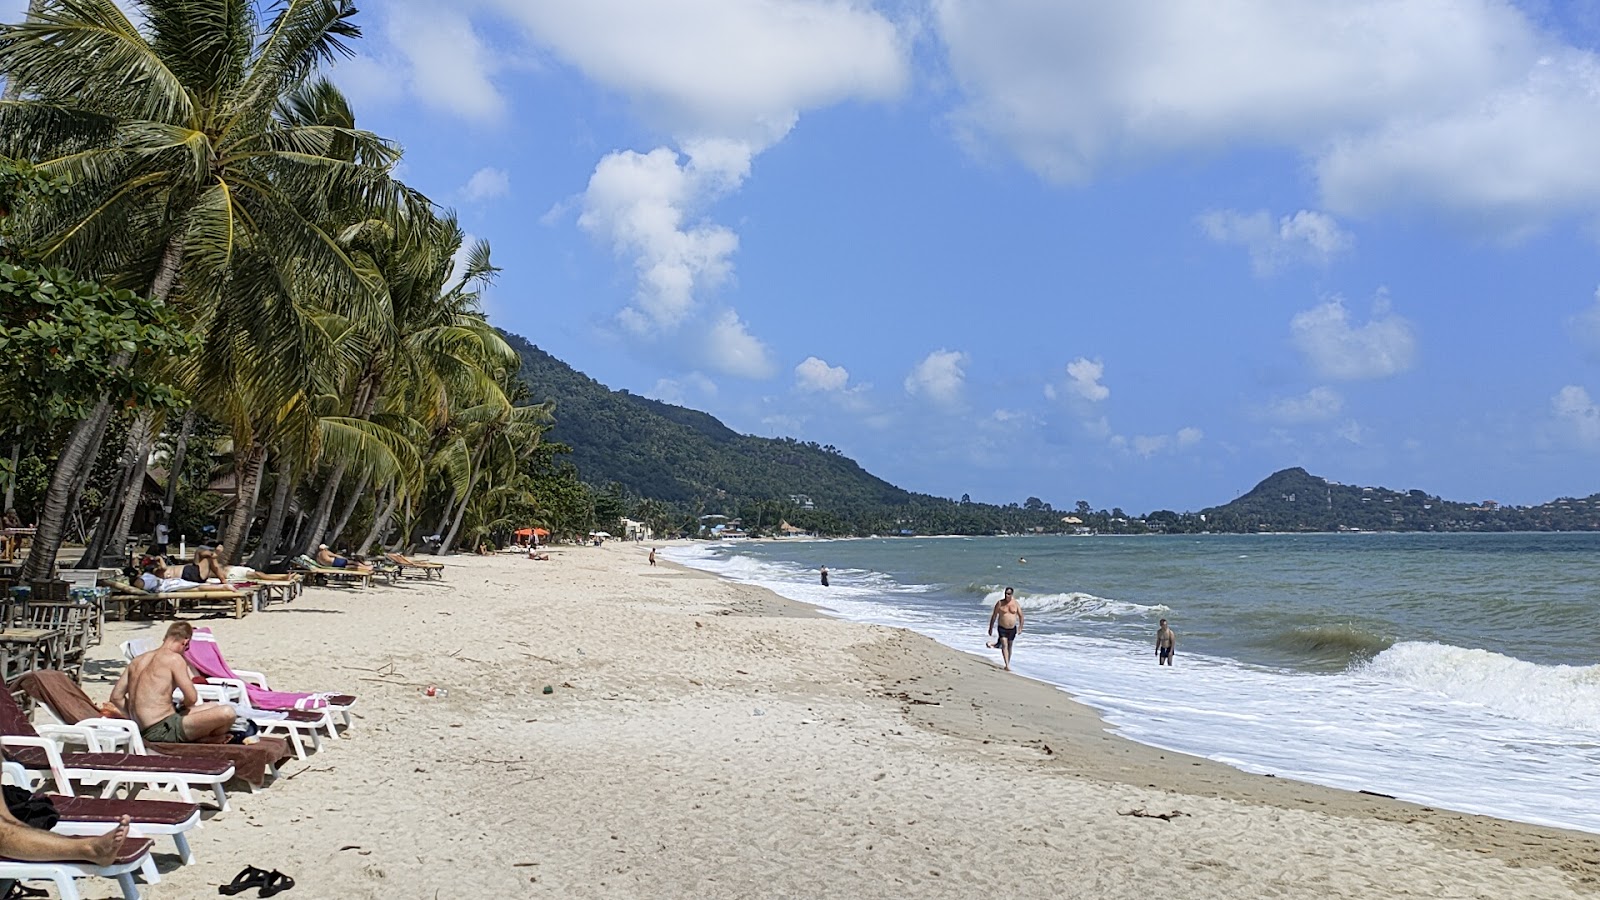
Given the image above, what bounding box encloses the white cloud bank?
[795,356,850,392]
[1553,385,1600,447]
[1198,209,1353,275]
[461,167,510,202]
[1266,386,1345,424]
[934,0,1600,230]
[1290,297,1416,381]
[904,349,968,408]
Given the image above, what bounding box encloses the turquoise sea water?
[666,533,1600,834]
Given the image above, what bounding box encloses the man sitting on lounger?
[110,622,237,744]
[314,544,373,573]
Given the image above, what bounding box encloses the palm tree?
[0,0,423,576]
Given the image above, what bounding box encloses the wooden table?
[0,627,62,682]
[1,528,34,562]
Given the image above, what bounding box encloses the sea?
[664,532,1600,835]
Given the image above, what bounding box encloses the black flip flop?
[3,883,49,899]
[218,865,270,895]
[259,870,295,897]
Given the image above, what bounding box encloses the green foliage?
[0,262,195,430]
[506,332,1075,536]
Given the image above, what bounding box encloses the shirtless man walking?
[986,587,1024,671]
[1155,618,1176,666]
[111,622,236,744]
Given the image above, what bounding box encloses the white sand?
[67,542,1600,898]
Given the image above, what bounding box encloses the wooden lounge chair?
[0,689,236,810]
[101,580,255,620]
[0,835,155,900]
[5,759,200,870]
[289,555,373,588]
[384,552,445,580]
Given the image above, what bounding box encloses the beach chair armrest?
[75,718,139,752]
[34,723,107,753]
[0,735,72,793]
[231,669,270,689]
[201,678,247,702]
[0,760,30,788]
[194,684,234,705]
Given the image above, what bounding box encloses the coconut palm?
[0,0,423,577]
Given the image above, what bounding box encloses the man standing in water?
[820,565,829,587]
[1156,618,1176,666]
[986,587,1023,671]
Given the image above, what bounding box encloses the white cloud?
[377,3,507,122]
[1552,385,1600,446]
[580,146,743,332]
[485,0,908,137]
[904,349,968,408]
[1198,209,1353,275]
[1290,296,1416,381]
[1126,427,1203,458]
[1317,51,1600,229]
[934,1,1600,229]
[795,356,850,392]
[1336,420,1369,445]
[461,167,511,202]
[702,309,777,379]
[647,372,718,406]
[1063,357,1110,402]
[1266,386,1345,424]
[1567,286,1600,362]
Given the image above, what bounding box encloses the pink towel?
[184,628,331,711]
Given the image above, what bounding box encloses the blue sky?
[11,1,1600,513]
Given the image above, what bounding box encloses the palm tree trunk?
[21,236,184,580]
[297,460,346,554]
[429,484,458,539]
[104,410,157,564]
[159,407,196,528]
[22,398,112,579]
[218,444,267,564]
[440,440,492,554]
[357,485,397,557]
[2,433,20,511]
[248,457,295,569]
[327,470,370,547]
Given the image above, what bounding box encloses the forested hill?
[503,332,917,519]
[1196,467,1600,532]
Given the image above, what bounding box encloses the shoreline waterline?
[664,535,1600,836]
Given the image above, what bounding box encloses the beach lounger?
[288,555,373,588]
[15,670,290,791]
[0,688,236,811]
[0,833,156,900]
[101,580,256,620]
[384,552,445,580]
[5,759,200,869]
[120,639,330,760]
[183,628,356,731]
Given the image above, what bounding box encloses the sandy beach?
[67,542,1600,899]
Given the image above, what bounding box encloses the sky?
[10,1,1600,513]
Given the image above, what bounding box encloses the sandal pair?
[219,865,295,896]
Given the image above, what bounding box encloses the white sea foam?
[665,542,1600,835]
[982,589,1168,618]
[1358,641,1600,731]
